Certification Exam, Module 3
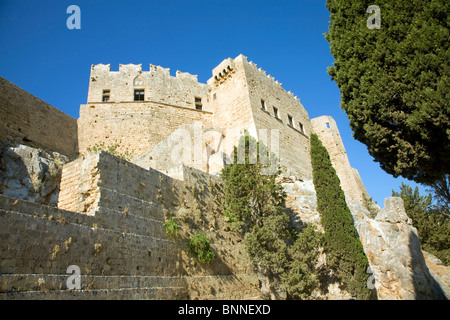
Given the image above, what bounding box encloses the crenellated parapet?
[87,63,209,110]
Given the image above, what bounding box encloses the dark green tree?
[222,134,322,299]
[281,224,323,300]
[221,133,285,232]
[325,0,450,184]
[310,133,371,300]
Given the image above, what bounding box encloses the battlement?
[211,57,236,83]
[87,62,208,109]
[90,63,200,82]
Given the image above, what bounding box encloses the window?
[288,115,293,127]
[102,90,110,102]
[213,93,216,100]
[299,122,304,134]
[195,97,202,110]
[261,99,266,110]
[134,89,145,101]
[273,107,279,119]
[326,122,330,129]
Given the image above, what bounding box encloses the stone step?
[0,273,186,293]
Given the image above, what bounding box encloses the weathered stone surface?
[0,77,78,156]
[311,116,368,203]
[347,197,448,300]
[1,151,262,299]
[80,55,313,181]
[423,251,450,299]
[0,142,69,205]
[282,179,322,230]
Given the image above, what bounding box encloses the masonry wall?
[242,57,313,180]
[0,77,78,156]
[88,64,210,111]
[206,55,256,157]
[77,101,213,157]
[311,116,368,202]
[0,151,261,299]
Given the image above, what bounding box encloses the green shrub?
[86,140,134,161]
[162,216,180,240]
[188,232,215,264]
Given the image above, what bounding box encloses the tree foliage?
[325,0,450,184]
[310,133,371,300]
[393,183,449,265]
[221,133,286,232]
[221,134,322,299]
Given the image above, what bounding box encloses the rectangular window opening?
[195,97,203,110]
[102,90,110,102]
[134,89,145,101]
[261,99,266,110]
[288,115,293,127]
[326,122,330,129]
[299,122,304,134]
[273,107,279,119]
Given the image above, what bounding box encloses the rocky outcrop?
[423,251,450,299]
[283,179,448,300]
[347,197,448,300]
[0,141,69,205]
[282,179,322,231]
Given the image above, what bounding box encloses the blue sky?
[0,0,429,205]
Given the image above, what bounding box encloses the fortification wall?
[0,77,78,156]
[88,64,210,111]
[77,101,213,157]
[206,55,256,157]
[242,57,313,180]
[0,151,261,299]
[311,116,368,202]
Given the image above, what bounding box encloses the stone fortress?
[0,55,448,299]
[78,54,367,202]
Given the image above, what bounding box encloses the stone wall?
[311,115,368,202]
[206,55,256,158]
[88,64,210,111]
[0,77,78,156]
[77,101,213,157]
[204,54,313,180]
[0,151,262,299]
[242,57,312,180]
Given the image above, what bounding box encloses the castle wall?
[311,116,368,202]
[77,101,213,157]
[0,77,78,156]
[0,152,262,299]
[204,55,313,180]
[206,55,256,157]
[242,58,313,180]
[80,56,315,180]
[88,64,210,111]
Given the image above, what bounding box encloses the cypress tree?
[310,133,371,300]
[325,0,450,184]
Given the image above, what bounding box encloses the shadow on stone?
[409,231,447,300]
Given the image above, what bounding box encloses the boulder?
[347,197,448,300]
[0,141,69,205]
